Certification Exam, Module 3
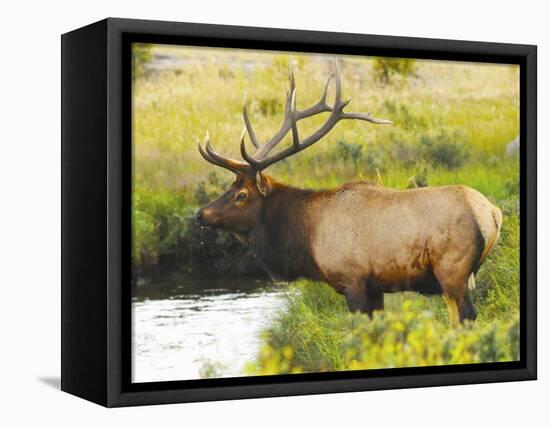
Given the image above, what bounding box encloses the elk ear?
[255,172,271,197]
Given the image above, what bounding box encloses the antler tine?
[334,60,342,108]
[245,63,335,161]
[289,65,296,93]
[242,94,261,149]
[340,112,393,124]
[250,68,299,160]
[197,134,232,170]
[197,138,220,166]
[238,59,392,171]
[240,127,261,168]
[199,59,392,175]
[295,72,332,120]
[289,89,299,147]
[201,131,250,174]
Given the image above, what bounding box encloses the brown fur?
[196,174,502,324]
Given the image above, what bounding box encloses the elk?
[195,62,502,325]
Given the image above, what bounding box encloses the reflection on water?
[132,275,284,383]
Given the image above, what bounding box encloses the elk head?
[195,61,391,233]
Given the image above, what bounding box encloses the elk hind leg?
[459,293,477,323]
[461,274,477,322]
[443,295,460,326]
[434,269,468,327]
[434,252,480,326]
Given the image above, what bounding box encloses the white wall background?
[0,0,546,423]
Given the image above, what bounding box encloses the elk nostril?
[195,209,204,223]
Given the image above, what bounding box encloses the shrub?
[419,131,469,169]
[373,58,416,84]
[343,302,516,369]
[257,96,283,116]
[132,171,267,279]
[407,162,430,188]
[335,140,363,166]
[383,100,428,130]
[391,138,422,168]
[132,43,153,80]
[193,171,232,205]
[362,146,388,173]
[132,189,188,269]
[199,359,228,378]
[251,297,519,375]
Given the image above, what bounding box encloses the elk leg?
[436,278,467,327]
[433,256,476,327]
[443,295,461,327]
[459,293,477,323]
[365,289,384,317]
[343,282,367,313]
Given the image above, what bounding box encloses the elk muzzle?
[195,207,216,226]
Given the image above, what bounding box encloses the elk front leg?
[343,281,384,316]
[365,288,384,317]
[343,281,368,313]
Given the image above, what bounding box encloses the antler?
[198,60,392,175]
[197,131,251,174]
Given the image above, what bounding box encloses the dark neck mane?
[247,184,324,281]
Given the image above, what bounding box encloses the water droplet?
[199,225,205,247]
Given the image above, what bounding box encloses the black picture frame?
[61,17,537,407]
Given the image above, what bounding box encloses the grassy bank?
[248,293,519,375]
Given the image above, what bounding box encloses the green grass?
[132,47,519,191]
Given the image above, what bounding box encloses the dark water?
[132,275,285,383]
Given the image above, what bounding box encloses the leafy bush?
[250,297,519,375]
[343,302,516,369]
[132,43,152,80]
[419,131,469,169]
[407,162,430,188]
[199,359,229,378]
[390,138,421,168]
[132,171,267,279]
[132,189,189,269]
[373,58,416,84]
[256,96,283,116]
[193,171,232,205]
[335,140,363,166]
[383,100,428,131]
[362,146,388,173]
[337,130,468,174]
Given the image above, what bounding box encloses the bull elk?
[195,61,502,325]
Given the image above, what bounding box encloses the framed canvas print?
[61,18,537,407]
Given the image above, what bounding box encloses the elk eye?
[236,192,248,202]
